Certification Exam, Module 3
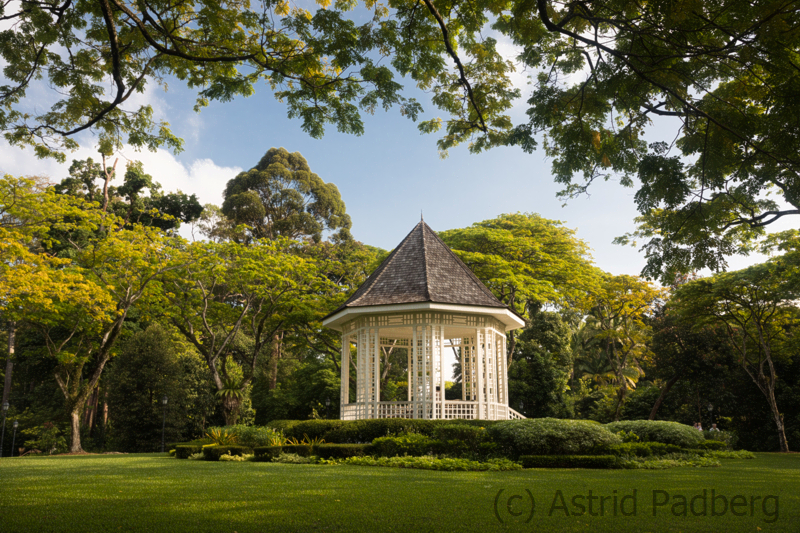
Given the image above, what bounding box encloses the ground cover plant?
[1,453,796,533]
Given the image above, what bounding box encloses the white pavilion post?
[421,324,428,419]
[475,329,484,420]
[412,325,418,419]
[340,333,349,414]
[356,330,363,419]
[440,325,446,420]
[373,328,380,419]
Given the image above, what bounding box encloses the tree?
[56,158,203,231]
[439,212,599,360]
[0,0,423,159]
[585,274,665,420]
[672,253,800,452]
[221,148,352,243]
[106,325,197,451]
[361,0,800,282]
[647,308,734,421]
[508,309,573,418]
[160,238,330,425]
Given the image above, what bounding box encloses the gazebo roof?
[323,221,524,330]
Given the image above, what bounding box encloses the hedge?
[603,442,683,457]
[692,440,728,451]
[175,445,203,459]
[202,445,253,461]
[520,455,619,469]
[313,444,374,459]
[253,444,313,461]
[605,420,704,448]
[487,419,621,458]
[267,419,496,444]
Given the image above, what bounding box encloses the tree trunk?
[613,380,627,422]
[506,330,517,365]
[69,409,83,453]
[2,322,15,407]
[268,332,282,390]
[764,384,790,452]
[649,373,682,420]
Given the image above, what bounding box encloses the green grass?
[1,453,798,532]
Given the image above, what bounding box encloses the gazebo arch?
[323,221,525,421]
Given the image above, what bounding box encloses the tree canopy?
[221,148,351,243]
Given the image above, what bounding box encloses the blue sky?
[0,39,789,278]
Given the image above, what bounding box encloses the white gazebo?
[323,221,526,421]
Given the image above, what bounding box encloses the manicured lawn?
[1,453,798,532]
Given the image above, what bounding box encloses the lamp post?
[325,397,330,419]
[11,421,18,457]
[707,403,714,426]
[1,401,8,458]
[160,395,168,453]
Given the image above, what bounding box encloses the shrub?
[603,442,683,457]
[520,455,619,469]
[272,453,313,464]
[205,428,239,446]
[253,446,284,461]
[342,455,522,471]
[487,419,621,458]
[175,445,203,459]
[228,425,282,448]
[693,440,729,451]
[253,444,312,461]
[703,430,738,449]
[202,445,253,461]
[372,433,438,457]
[219,453,254,462]
[605,420,704,448]
[313,444,373,459]
[269,419,496,444]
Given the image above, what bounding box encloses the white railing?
[340,401,526,420]
[508,407,526,420]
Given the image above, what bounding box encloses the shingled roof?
[329,220,506,315]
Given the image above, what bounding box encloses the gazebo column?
[475,329,484,420]
[373,328,380,419]
[422,325,428,419]
[340,333,350,412]
[439,325,446,420]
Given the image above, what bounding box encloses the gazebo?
[323,220,525,421]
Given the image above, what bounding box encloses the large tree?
[221,148,352,243]
[0,0,424,159]
[671,252,800,452]
[584,274,665,420]
[439,212,599,360]
[160,238,330,425]
[379,0,800,282]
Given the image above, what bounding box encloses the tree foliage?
[671,250,800,452]
[222,148,351,243]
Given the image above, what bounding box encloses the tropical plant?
[205,428,239,446]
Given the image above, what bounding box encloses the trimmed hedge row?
[267,419,496,444]
[314,444,374,459]
[603,442,683,457]
[175,445,203,459]
[202,445,253,461]
[253,445,313,461]
[252,444,374,460]
[692,440,728,451]
[487,419,621,458]
[520,455,619,469]
[605,420,704,448]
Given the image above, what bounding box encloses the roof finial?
[421,210,423,221]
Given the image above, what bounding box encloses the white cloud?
[0,141,242,240]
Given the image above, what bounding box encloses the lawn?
[0,454,798,533]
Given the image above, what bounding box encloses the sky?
[0,32,791,279]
